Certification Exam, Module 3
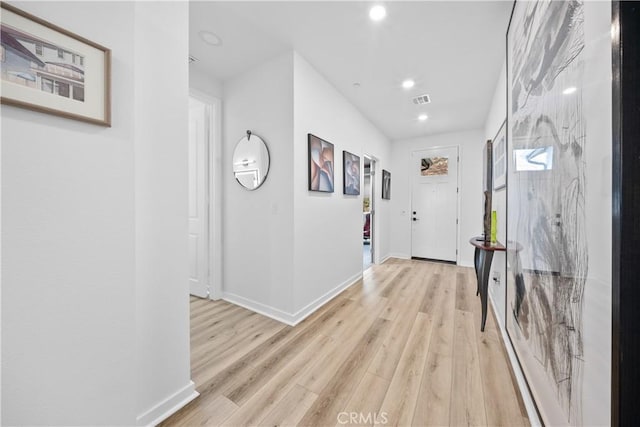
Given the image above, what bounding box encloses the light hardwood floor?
[162,259,530,427]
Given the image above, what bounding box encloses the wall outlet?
[493,271,501,285]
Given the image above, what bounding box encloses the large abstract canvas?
[308,134,334,192]
[506,1,612,426]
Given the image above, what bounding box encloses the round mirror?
[232,132,270,190]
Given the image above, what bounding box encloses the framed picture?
[343,151,360,195]
[506,1,613,426]
[381,169,391,200]
[308,134,334,192]
[1,3,111,126]
[492,120,506,190]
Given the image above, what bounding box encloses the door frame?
[409,144,460,263]
[189,89,222,300]
[363,154,378,265]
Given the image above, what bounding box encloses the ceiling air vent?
[412,94,431,105]
[189,55,198,64]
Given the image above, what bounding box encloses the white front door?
[188,97,209,298]
[411,146,459,262]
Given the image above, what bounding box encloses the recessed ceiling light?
[563,86,577,95]
[418,114,428,121]
[402,79,415,89]
[369,5,386,22]
[199,30,222,46]
[353,82,361,88]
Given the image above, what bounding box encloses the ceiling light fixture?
[199,30,222,46]
[418,114,428,121]
[402,79,415,89]
[369,5,387,22]
[563,86,577,95]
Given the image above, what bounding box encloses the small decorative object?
[492,120,507,190]
[308,134,334,192]
[232,130,270,190]
[421,156,448,176]
[343,151,360,195]
[363,197,370,212]
[381,169,391,200]
[490,210,497,243]
[0,3,111,126]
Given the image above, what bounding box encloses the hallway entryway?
[163,259,529,426]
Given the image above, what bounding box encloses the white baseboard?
[387,253,410,260]
[222,292,298,325]
[488,293,541,426]
[137,381,198,427]
[223,272,362,327]
[290,272,362,325]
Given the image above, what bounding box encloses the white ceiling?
[189,1,513,141]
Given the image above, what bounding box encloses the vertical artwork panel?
[343,151,361,195]
[506,1,612,426]
[382,169,391,200]
[308,134,335,192]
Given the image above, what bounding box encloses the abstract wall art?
[0,3,111,126]
[492,120,506,190]
[308,134,334,192]
[343,151,360,195]
[506,1,612,426]
[381,169,391,200]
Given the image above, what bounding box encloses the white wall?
[2,2,192,425]
[390,129,484,267]
[133,3,195,425]
[292,53,392,315]
[190,65,222,99]
[222,52,295,317]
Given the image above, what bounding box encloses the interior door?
[188,98,209,298]
[411,146,459,262]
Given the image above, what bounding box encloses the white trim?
[291,272,362,325]
[223,292,297,325]
[136,381,198,427]
[223,273,362,326]
[189,89,223,301]
[387,253,410,260]
[488,293,542,427]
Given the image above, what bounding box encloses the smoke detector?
[412,94,431,105]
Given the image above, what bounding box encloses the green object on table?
[490,210,497,243]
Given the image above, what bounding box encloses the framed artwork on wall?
[505,1,613,426]
[343,150,360,195]
[308,134,334,192]
[0,3,111,126]
[492,120,506,190]
[381,169,391,200]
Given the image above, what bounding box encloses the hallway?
[163,259,529,426]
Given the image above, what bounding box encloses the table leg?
[479,249,494,332]
[474,247,481,296]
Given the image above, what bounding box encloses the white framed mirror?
[232,131,270,190]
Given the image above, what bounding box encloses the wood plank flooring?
[162,259,529,427]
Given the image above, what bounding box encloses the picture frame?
[342,150,360,195]
[308,134,334,192]
[505,1,613,426]
[492,120,506,190]
[381,169,391,200]
[1,3,111,126]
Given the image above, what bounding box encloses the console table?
[469,237,506,332]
